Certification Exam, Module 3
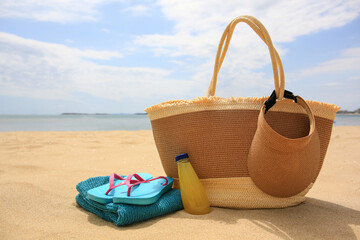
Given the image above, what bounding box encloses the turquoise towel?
[75,176,183,226]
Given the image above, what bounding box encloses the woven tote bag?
[145,15,340,209]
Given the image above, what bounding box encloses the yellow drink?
[176,153,210,215]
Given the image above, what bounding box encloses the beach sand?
[0,126,359,239]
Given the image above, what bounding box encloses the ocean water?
[0,114,359,132]
[0,114,152,131]
[333,114,360,126]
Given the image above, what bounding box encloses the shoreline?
[336,113,360,115]
[0,114,359,132]
[0,125,360,133]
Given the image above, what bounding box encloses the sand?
[0,126,359,240]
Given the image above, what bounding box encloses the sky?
[0,0,359,114]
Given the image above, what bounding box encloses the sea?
[0,114,359,132]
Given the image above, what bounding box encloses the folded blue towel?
[76,176,183,226]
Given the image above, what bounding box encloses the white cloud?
[154,0,360,41]
[0,32,123,60]
[133,0,360,97]
[124,4,151,16]
[301,48,360,76]
[135,32,216,57]
[136,0,360,58]
[349,76,360,81]
[0,0,121,23]
[325,82,343,87]
[0,32,193,103]
[102,28,111,33]
[285,47,360,109]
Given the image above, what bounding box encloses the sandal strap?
[105,173,138,195]
[126,176,168,197]
[105,174,169,197]
[125,174,145,196]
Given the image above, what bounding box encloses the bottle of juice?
[175,153,210,215]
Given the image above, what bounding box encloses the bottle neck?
[177,158,189,164]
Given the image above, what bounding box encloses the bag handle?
[205,15,285,100]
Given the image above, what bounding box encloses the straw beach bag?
[145,15,339,209]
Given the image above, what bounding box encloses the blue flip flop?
[112,174,174,205]
[87,173,152,204]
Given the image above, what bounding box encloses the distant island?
[337,108,360,115]
[61,113,147,115]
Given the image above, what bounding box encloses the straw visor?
[247,96,321,198]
